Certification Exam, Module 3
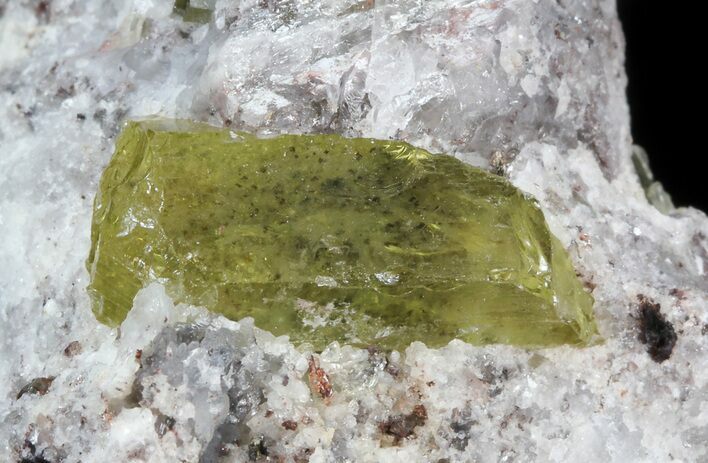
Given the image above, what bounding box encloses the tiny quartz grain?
[87,120,598,350]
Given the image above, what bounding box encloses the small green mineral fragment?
[87,120,598,350]
[173,0,212,23]
[631,145,675,214]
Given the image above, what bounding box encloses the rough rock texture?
[0,0,706,462]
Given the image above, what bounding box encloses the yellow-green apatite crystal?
[87,120,598,350]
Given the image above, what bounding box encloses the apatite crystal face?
[87,120,597,350]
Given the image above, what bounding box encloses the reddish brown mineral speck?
[63,340,82,357]
[16,377,55,400]
[307,355,333,400]
[282,420,298,431]
[379,405,428,444]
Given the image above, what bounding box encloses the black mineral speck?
[449,408,477,451]
[155,413,176,437]
[19,456,51,463]
[19,439,52,463]
[637,294,677,363]
[247,437,268,461]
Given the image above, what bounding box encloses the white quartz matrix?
[1,0,707,462]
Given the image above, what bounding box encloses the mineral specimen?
[87,120,597,350]
[3,0,708,461]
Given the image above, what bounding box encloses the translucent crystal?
[87,120,597,350]
[631,145,675,214]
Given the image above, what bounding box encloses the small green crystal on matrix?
[173,0,213,23]
[87,120,598,350]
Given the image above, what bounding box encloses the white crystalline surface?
[1,0,707,461]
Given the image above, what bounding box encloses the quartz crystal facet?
[87,120,597,350]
